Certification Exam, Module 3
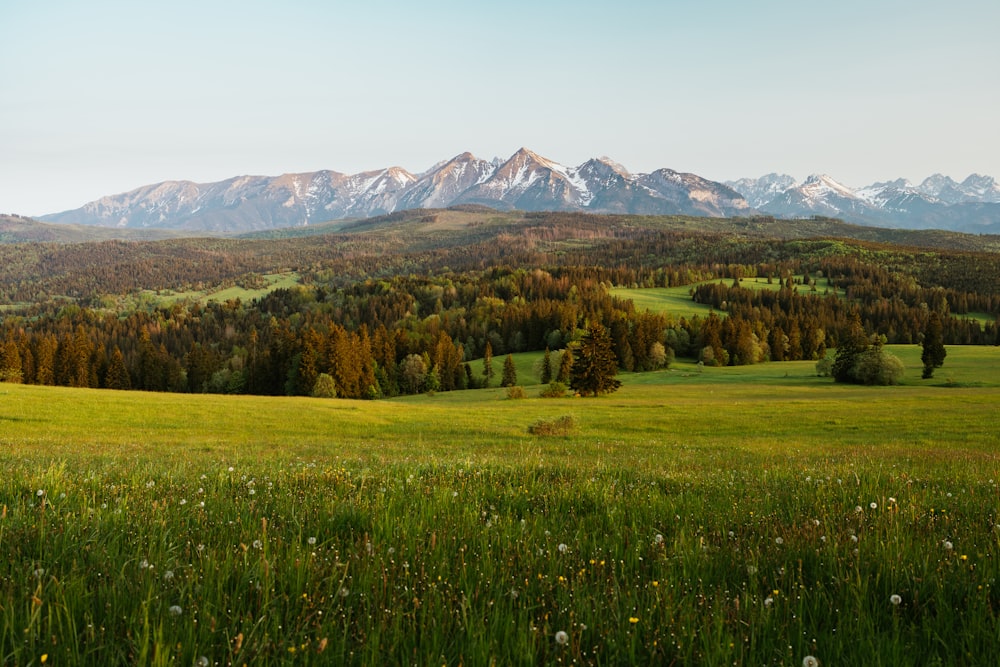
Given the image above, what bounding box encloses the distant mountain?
[41,148,752,232]
[727,173,1000,234]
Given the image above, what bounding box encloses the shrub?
[854,348,906,386]
[506,385,526,400]
[528,415,577,436]
[311,373,337,398]
[815,356,833,377]
[539,381,568,398]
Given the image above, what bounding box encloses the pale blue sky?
[2,0,998,215]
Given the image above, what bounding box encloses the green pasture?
[2,346,1000,665]
[611,276,846,320]
[145,272,301,306]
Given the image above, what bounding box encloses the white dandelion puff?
[890,594,902,606]
[168,605,183,616]
[802,656,819,667]
[555,630,569,645]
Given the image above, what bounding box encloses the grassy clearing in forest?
[1,347,1000,665]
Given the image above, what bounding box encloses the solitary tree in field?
[570,323,621,396]
[921,311,947,379]
[501,353,517,387]
[482,341,494,387]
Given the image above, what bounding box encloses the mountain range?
[727,173,1000,233]
[38,149,1000,234]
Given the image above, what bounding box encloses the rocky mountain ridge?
[727,173,1000,233]
[41,149,750,233]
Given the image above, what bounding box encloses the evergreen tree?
[556,347,573,383]
[570,323,621,397]
[832,316,869,384]
[0,339,22,383]
[540,347,552,384]
[104,347,131,390]
[921,311,947,379]
[501,353,517,387]
[482,340,494,387]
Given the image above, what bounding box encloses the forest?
[1,210,998,397]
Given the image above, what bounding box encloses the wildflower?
[140,560,150,570]
[943,540,953,551]
[764,596,774,607]
[36,489,45,497]
[870,502,877,510]
[179,499,187,505]
[338,587,349,598]
[888,497,896,504]
[890,594,902,606]
[164,570,174,581]
[775,537,784,545]
[168,605,183,616]
[654,533,664,544]
[855,506,863,513]
[33,568,45,579]
[629,617,639,624]
[196,658,209,667]
[558,543,568,554]
[307,536,317,546]
[252,540,263,550]
[555,630,569,645]
[803,656,819,667]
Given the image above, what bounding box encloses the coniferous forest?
[1,210,998,397]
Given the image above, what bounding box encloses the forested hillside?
[1,210,998,397]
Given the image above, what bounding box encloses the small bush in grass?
[528,414,576,436]
[506,385,526,400]
[539,381,568,398]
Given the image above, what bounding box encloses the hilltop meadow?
[2,209,1000,664]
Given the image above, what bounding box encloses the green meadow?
[611,276,847,321]
[2,346,1000,665]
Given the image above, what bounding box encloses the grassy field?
[2,347,1000,665]
[611,277,847,321]
[144,272,302,306]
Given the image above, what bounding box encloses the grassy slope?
[2,350,999,665]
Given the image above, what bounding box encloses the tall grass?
[1,347,999,664]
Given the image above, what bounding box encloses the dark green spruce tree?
[501,353,517,387]
[921,311,947,379]
[570,323,621,396]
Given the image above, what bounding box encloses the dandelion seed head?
[654,533,664,544]
[775,537,784,545]
[555,630,569,645]
[890,594,902,606]
[252,540,262,550]
[943,540,953,551]
[196,657,209,667]
[338,587,349,598]
[307,537,317,546]
[163,570,174,581]
[36,489,44,497]
[870,502,878,509]
[764,596,774,607]
[168,605,182,616]
[558,543,568,553]
[803,656,819,667]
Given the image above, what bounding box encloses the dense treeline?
[2,213,999,397]
[1,257,997,397]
